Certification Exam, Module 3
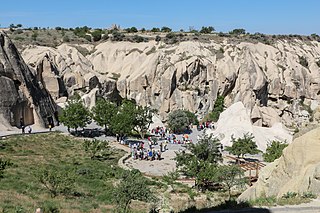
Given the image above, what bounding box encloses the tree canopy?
[60,96,91,132]
[263,140,288,162]
[175,132,222,188]
[225,133,261,158]
[92,98,117,132]
[133,106,157,139]
[199,26,215,34]
[167,109,190,133]
[113,169,155,213]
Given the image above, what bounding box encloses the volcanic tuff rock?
[238,126,320,200]
[22,39,320,126]
[0,31,57,128]
[206,102,292,152]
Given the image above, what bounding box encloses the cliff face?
[238,126,320,200]
[0,31,57,128]
[22,39,320,126]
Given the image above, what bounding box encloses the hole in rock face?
[199,102,203,110]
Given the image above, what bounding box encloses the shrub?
[91,30,102,42]
[298,56,308,68]
[132,35,145,43]
[150,27,160,33]
[208,95,224,122]
[37,166,75,197]
[0,158,12,178]
[83,139,111,160]
[161,26,172,32]
[229,28,246,35]
[302,191,317,199]
[199,26,215,34]
[111,31,125,41]
[263,140,288,162]
[62,36,70,42]
[155,35,161,42]
[282,192,298,199]
[167,109,190,133]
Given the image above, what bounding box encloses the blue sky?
[1,0,319,35]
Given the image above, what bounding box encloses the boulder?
[238,126,320,200]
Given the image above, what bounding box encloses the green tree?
[113,169,155,213]
[208,95,224,122]
[92,98,117,132]
[59,96,91,132]
[125,27,138,33]
[91,29,102,41]
[110,100,136,136]
[161,26,172,32]
[263,140,288,162]
[199,26,215,34]
[217,165,245,200]
[162,170,179,192]
[150,27,160,32]
[133,106,156,139]
[175,132,222,189]
[229,28,246,35]
[167,109,189,133]
[37,166,75,198]
[183,110,199,125]
[225,133,261,158]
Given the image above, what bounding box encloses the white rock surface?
[207,102,292,152]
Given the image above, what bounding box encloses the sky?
[0,0,319,35]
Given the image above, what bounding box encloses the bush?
[37,166,75,197]
[155,35,161,42]
[150,27,160,32]
[282,192,298,199]
[161,26,172,32]
[302,191,317,199]
[83,139,111,160]
[167,109,190,133]
[263,140,288,162]
[199,26,215,34]
[0,158,12,178]
[207,95,224,122]
[298,56,308,68]
[132,35,145,43]
[91,30,102,42]
[62,36,70,42]
[112,31,125,41]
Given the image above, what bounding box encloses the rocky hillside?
[0,31,57,129]
[238,126,320,200]
[20,36,320,127]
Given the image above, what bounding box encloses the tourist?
[28,126,32,134]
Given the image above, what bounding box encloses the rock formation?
[0,31,57,128]
[238,126,320,200]
[21,39,320,127]
[206,102,292,152]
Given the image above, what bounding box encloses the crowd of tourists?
[197,121,214,130]
[130,140,168,161]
